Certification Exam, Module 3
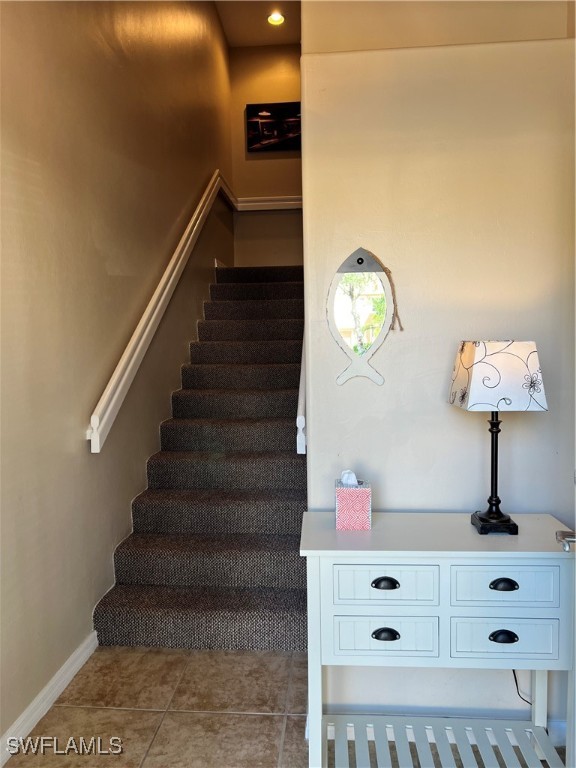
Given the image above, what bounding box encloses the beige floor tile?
[280,715,309,768]
[286,653,307,714]
[142,711,283,768]
[56,646,189,710]
[5,706,161,767]
[170,650,291,713]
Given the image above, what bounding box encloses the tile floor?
[6,647,309,767]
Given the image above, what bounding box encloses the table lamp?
[449,341,547,534]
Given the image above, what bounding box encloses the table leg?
[306,557,324,768]
[531,670,548,728]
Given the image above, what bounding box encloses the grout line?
[277,715,288,768]
[137,650,192,768]
[137,710,167,768]
[284,651,295,716]
[165,709,288,716]
[164,652,194,713]
[53,704,165,713]
[277,650,296,768]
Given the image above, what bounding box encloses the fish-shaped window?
[327,248,400,385]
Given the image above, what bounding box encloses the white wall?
[302,35,574,720]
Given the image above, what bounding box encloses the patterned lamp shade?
[449,341,547,413]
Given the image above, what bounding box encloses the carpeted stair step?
[215,266,303,283]
[197,318,304,342]
[181,363,300,390]
[94,584,307,651]
[190,339,302,365]
[161,418,297,452]
[210,282,304,302]
[93,263,307,653]
[147,451,306,491]
[114,533,305,590]
[204,299,304,321]
[132,488,306,536]
[171,389,298,420]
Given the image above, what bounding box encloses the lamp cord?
[513,669,532,705]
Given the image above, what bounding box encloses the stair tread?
[203,299,304,321]
[147,451,305,491]
[94,584,307,651]
[160,417,297,453]
[149,449,304,459]
[132,488,305,537]
[190,340,302,347]
[213,281,303,287]
[198,320,303,342]
[173,387,298,397]
[198,319,303,326]
[115,533,305,589]
[211,282,303,289]
[135,487,307,503]
[96,583,306,613]
[183,363,300,370]
[162,416,295,426]
[189,339,302,365]
[172,388,298,403]
[204,298,304,305]
[117,532,301,555]
[210,284,304,301]
[180,365,300,390]
[171,388,298,421]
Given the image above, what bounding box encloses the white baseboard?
[235,195,302,211]
[1,631,98,767]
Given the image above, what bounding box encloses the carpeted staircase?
[94,265,307,652]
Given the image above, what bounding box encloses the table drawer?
[332,616,439,657]
[451,566,559,607]
[451,618,559,660]
[333,565,439,605]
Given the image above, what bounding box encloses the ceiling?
[214,1,572,53]
[215,1,301,47]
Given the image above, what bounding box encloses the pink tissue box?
[335,480,372,530]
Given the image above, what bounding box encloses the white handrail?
[86,169,303,453]
[86,170,235,452]
[297,336,306,454]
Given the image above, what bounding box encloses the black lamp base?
[471,511,518,535]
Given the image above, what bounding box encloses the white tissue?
[340,470,358,487]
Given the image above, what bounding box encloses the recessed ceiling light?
[268,11,285,26]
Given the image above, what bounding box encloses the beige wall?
[0,1,233,733]
[302,16,574,722]
[233,210,303,266]
[229,44,303,265]
[229,44,302,198]
[302,0,572,53]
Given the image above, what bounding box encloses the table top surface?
[300,511,574,559]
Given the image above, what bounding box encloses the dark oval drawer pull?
[371,576,400,590]
[489,577,519,592]
[489,629,519,644]
[371,627,401,642]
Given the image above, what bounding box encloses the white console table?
[300,512,574,768]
